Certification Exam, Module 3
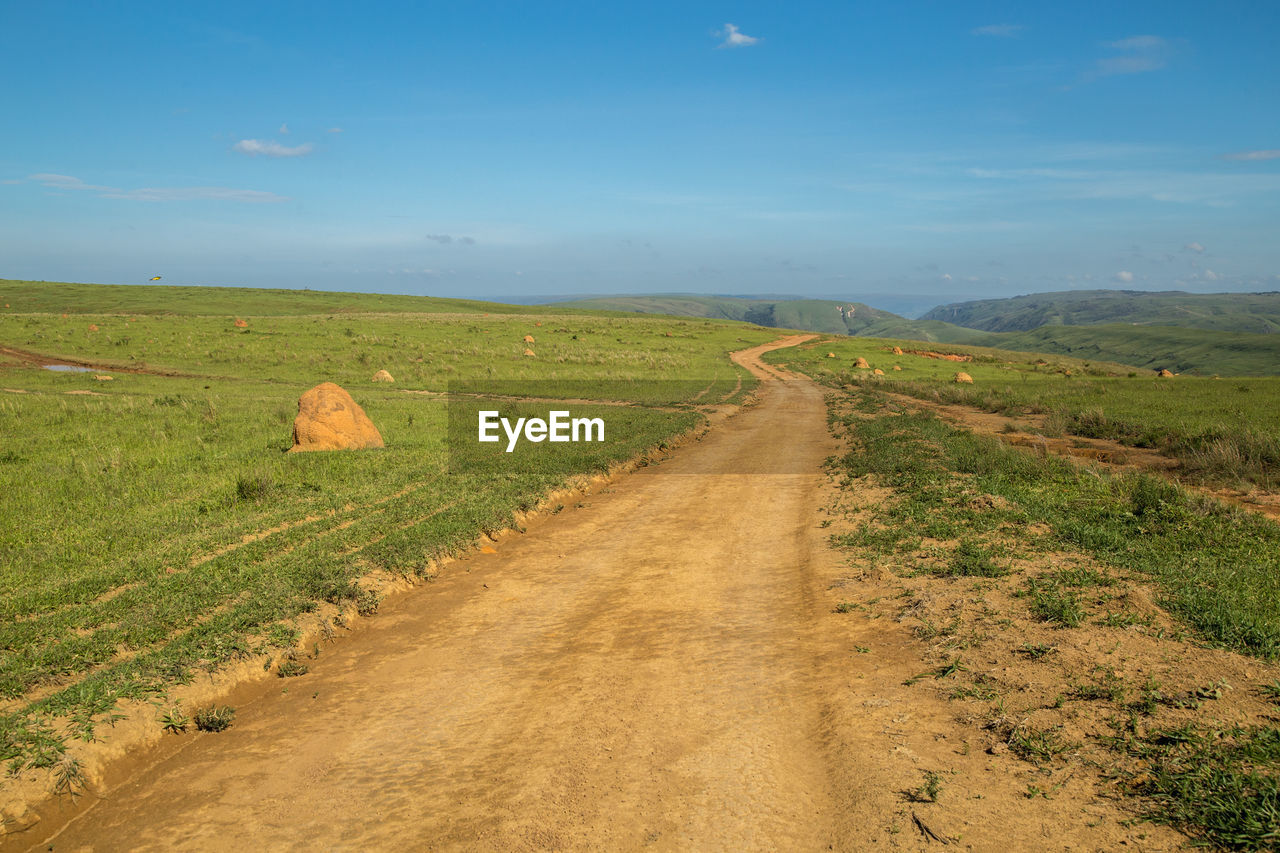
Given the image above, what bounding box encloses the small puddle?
[44,365,94,373]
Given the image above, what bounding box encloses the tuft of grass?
[159,706,190,734]
[907,770,946,803]
[1024,578,1086,628]
[1009,725,1077,765]
[194,706,236,733]
[52,754,85,797]
[940,539,1008,578]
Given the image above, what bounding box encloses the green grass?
[0,281,778,774]
[1118,724,1280,850]
[827,394,1280,659]
[770,338,1280,487]
[922,288,1280,336]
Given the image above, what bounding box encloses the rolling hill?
[552,292,1280,376]
[922,289,1280,335]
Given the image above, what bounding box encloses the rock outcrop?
[954,372,974,384]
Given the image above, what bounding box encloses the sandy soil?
[13,337,1197,851]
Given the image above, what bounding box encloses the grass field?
[0,282,777,773]
[764,337,1280,488]
[824,387,1280,847]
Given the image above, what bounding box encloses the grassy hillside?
[923,289,1280,335]
[553,292,1280,375]
[995,323,1280,376]
[0,279,568,317]
[0,280,777,774]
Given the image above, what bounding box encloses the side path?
[37,336,870,851]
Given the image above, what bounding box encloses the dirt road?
[42,336,871,850]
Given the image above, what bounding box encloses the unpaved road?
[40,336,870,850]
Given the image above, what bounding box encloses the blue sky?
[2,1,1278,312]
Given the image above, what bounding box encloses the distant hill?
[554,292,1280,376]
[553,295,990,342]
[922,289,1280,335]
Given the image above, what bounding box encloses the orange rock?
[954,372,974,384]
[288,382,384,453]
[826,352,837,358]
[94,375,113,381]
[893,365,902,371]
[1157,369,1174,377]
[892,346,903,355]
[535,322,543,327]
[873,368,884,376]
[523,348,536,357]
[88,324,99,331]
[523,334,535,343]
[854,357,870,368]
[372,369,394,383]
[234,318,248,328]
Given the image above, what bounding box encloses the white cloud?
[279,122,289,134]
[1114,271,1135,283]
[232,139,314,157]
[1185,242,1205,253]
[30,173,114,192]
[971,24,1023,37]
[1222,149,1280,161]
[327,127,344,134]
[16,173,286,203]
[716,23,759,48]
[102,187,287,203]
[1204,269,1222,281]
[941,273,952,281]
[1106,35,1166,51]
[1089,35,1171,79]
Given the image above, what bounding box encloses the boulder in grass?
[1157,369,1174,378]
[288,382,384,453]
[523,348,536,357]
[372,369,394,383]
[94,375,113,381]
[892,346,904,355]
[88,324,99,332]
[523,335,535,343]
[893,365,902,371]
[854,357,870,368]
[234,318,248,328]
[954,372,974,384]
[826,352,837,358]
[873,368,884,376]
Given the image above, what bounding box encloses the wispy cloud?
[716,23,759,48]
[1185,242,1205,253]
[1222,149,1280,161]
[15,173,286,203]
[327,127,344,134]
[963,166,1280,205]
[232,139,314,157]
[971,24,1023,38]
[279,122,289,135]
[102,187,287,202]
[424,233,477,245]
[1115,271,1135,283]
[1090,35,1171,78]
